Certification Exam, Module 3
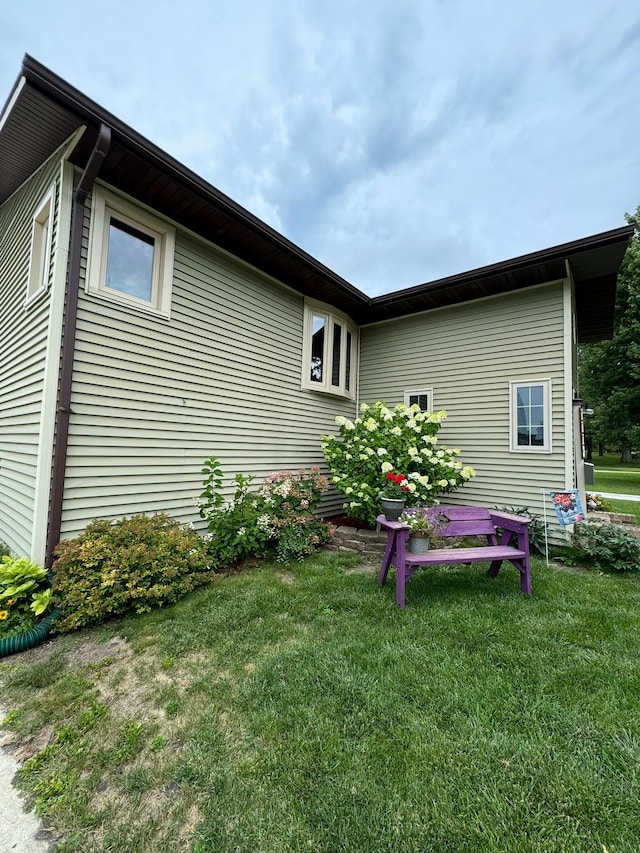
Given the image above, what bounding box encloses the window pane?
[106,219,155,301]
[517,388,530,408]
[345,330,352,391]
[332,323,342,386]
[310,315,325,382]
[529,385,543,406]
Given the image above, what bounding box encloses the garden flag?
[550,490,585,527]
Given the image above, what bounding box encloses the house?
[0,56,632,566]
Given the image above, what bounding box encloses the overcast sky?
[1,1,639,295]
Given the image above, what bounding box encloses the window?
[510,380,552,453]
[25,188,54,305]
[303,301,357,398]
[87,186,175,317]
[404,389,433,411]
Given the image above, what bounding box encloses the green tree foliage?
[579,208,640,462]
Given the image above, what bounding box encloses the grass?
[588,454,640,523]
[2,552,640,852]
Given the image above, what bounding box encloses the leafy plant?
[0,555,52,640]
[51,514,213,632]
[322,401,476,526]
[493,506,549,557]
[382,471,411,499]
[198,458,331,565]
[398,508,446,537]
[571,521,640,573]
[0,541,11,559]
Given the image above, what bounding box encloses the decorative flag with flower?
[321,401,476,526]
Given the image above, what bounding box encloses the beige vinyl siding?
[61,210,355,538]
[0,153,61,556]
[359,283,568,521]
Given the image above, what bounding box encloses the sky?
[1,0,639,296]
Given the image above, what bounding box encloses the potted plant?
[398,508,445,553]
[381,472,411,521]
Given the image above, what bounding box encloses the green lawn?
[2,553,640,852]
[588,454,640,523]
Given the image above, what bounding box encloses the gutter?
[44,123,111,568]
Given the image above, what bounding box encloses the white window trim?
[302,299,357,399]
[404,388,434,411]
[86,185,175,318]
[25,187,54,307]
[509,379,552,453]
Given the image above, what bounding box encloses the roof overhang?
[0,55,633,341]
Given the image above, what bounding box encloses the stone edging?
[323,525,387,558]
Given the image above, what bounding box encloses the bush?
[0,555,52,640]
[199,459,331,564]
[0,541,11,559]
[322,401,476,526]
[494,506,549,557]
[571,521,640,573]
[52,514,212,632]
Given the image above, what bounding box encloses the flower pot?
[408,534,431,554]
[381,498,405,521]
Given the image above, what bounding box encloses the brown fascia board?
[19,54,370,311]
[368,225,634,311]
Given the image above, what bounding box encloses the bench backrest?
[430,506,496,538]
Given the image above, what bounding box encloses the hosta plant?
[322,401,476,526]
[0,555,52,640]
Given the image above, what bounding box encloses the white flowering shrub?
[321,401,476,525]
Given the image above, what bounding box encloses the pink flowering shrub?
[199,458,331,564]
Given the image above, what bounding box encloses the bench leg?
[487,559,502,578]
[395,564,406,608]
[378,536,395,587]
[520,556,532,595]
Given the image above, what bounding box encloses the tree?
[579,208,640,462]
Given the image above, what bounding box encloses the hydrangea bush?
[321,401,476,526]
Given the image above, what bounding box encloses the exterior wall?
[359,283,570,522]
[59,187,357,539]
[0,151,63,556]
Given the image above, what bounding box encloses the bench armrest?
[488,510,531,532]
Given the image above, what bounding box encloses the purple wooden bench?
[377,506,532,608]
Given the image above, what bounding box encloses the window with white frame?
[302,301,357,398]
[404,389,433,411]
[25,188,54,305]
[510,379,552,452]
[87,186,175,317]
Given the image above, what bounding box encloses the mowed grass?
[590,454,640,522]
[2,552,640,852]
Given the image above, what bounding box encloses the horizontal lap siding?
[0,155,60,556]
[61,222,354,538]
[359,284,567,519]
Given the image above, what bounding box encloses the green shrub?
[571,521,640,573]
[494,506,549,556]
[51,514,213,633]
[0,541,11,559]
[199,458,331,565]
[0,555,52,640]
[322,401,476,526]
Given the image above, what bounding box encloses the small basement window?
[303,301,357,398]
[87,186,175,317]
[404,389,433,411]
[25,188,54,306]
[510,379,552,453]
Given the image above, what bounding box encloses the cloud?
[1,0,639,295]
